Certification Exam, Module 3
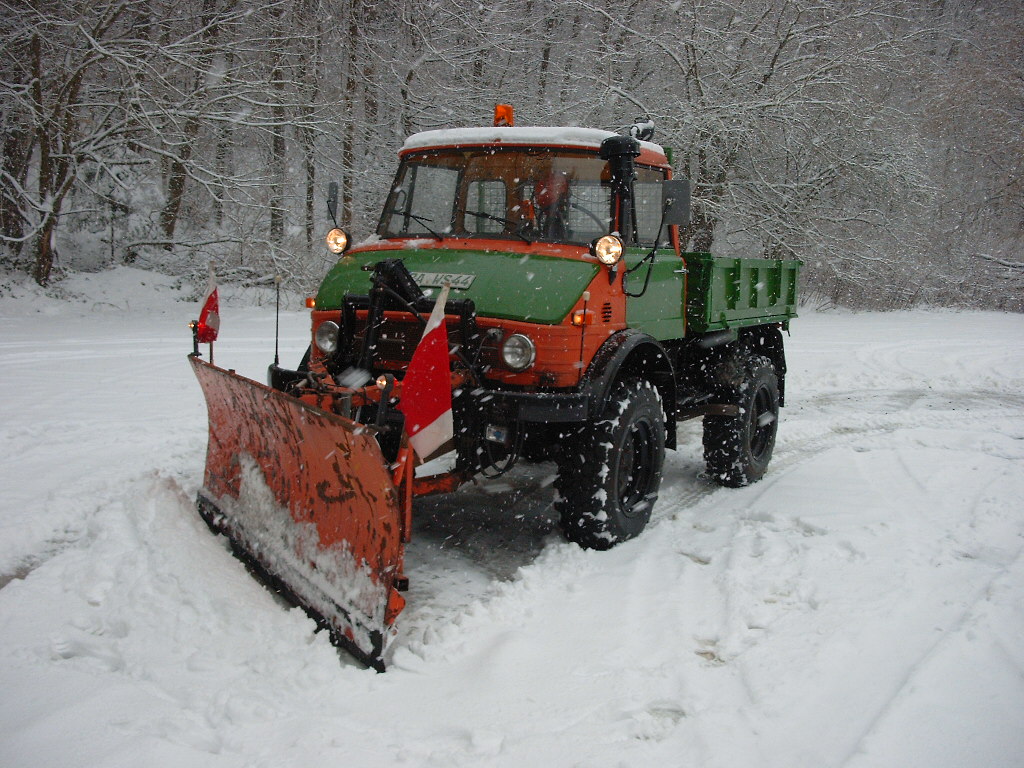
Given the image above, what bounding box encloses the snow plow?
[191,107,800,669]
[190,356,407,669]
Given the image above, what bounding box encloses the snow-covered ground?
[1,267,1022,767]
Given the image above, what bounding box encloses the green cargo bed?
[684,253,800,334]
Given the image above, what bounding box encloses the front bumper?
[269,362,591,424]
[473,389,590,423]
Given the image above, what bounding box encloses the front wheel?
[556,380,666,550]
[703,355,779,487]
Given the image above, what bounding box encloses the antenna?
[274,275,282,366]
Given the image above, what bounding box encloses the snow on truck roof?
[402,126,665,157]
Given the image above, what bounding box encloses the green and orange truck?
[190,109,800,669]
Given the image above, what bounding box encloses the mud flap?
[189,355,405,670]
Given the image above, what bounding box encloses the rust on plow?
[189,355,406,670]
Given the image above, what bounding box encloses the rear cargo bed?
[685,253,800,334]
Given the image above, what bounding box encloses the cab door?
[623,169,687,341]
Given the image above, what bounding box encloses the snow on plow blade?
[189,355,405,670]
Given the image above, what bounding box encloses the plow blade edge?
[189,355,405,670]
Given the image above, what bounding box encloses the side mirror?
[661,179,690,228]
[327,181,339,223]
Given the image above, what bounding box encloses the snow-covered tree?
[1,0,1020,309]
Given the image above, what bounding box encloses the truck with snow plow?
[190,109,800,670]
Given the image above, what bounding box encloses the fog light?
[501,333,536,371]
[315,320,340,354]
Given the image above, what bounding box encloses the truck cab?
[311,126,686,385]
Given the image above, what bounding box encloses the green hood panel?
[317,248,599,324]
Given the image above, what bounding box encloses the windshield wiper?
[383,208,444,241]
[464,209,534,244]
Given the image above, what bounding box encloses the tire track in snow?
[654,391,913,524]
[647,383,1024,685]
[414,380,1024,605]
[852,337,1024,387]
[395,464,562,655]
[838,543,1024,768]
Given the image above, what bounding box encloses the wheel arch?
[581,329,678,449]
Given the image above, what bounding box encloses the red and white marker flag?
[196,264,220,343]
[398,284,453,461]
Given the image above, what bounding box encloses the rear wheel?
[703,354,779,487]
[556,380,666,550]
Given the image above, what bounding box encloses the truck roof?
[401,127,667,163]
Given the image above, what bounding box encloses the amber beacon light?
[494,103,514,127]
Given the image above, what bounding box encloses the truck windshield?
[379,148,613,246]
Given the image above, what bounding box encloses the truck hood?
[316,246,599,324]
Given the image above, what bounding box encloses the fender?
[580,329,678,449]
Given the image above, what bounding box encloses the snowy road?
[1,269,1022,767]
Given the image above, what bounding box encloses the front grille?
[351,315,498,370]
[354,318,422,363]
[351,317,444,364]
[601,302,613,322]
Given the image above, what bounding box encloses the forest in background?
[1,0,1021,310]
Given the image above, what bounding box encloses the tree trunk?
[340,4,361,229]
[1,129,28,253]
[297,38,320,248]
[160,125,195,249]
[31,32,55,284]
[270,64,286,244]
[158,0,219,250]
[32,217,57,285]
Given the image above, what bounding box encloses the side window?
[466,179,506,234]
[635,167,669,248]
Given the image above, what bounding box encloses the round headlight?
[591,234,623,265]
[315,320,340,354]
[501,333,536,371]
[325,228,349,254]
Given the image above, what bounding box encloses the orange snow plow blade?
[189,355,406,670]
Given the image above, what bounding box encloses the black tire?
[703,354,779,487]
[556,380,666,550]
